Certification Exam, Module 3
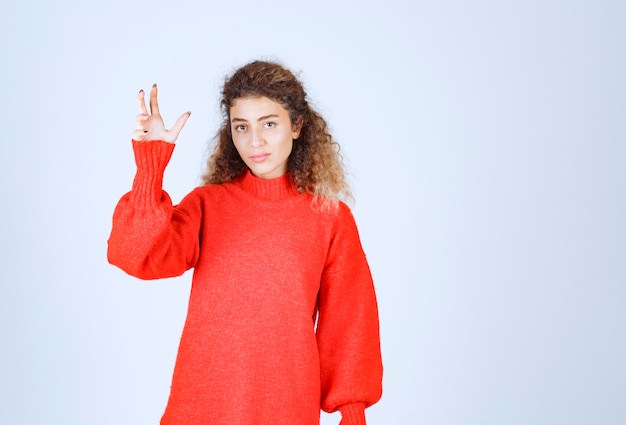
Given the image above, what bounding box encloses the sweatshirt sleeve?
[317,203,383,425]
[107,140,201,279]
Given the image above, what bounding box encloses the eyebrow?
[231,114,280,123]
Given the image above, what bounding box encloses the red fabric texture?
[108,140,383,425]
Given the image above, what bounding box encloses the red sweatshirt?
[107,140,383,425]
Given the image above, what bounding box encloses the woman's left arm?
[317,204,383,425]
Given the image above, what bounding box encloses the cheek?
[280,130,294,149]
[231,131,245,147]
[231,136,246,157]
[280,138,294,156]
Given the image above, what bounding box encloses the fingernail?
[139,89,144,94]
[143,114,149,118]
[152,83,157,88]
[187,111,192,115]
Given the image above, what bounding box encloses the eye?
[234,124,247,132]
[264,122,276,128]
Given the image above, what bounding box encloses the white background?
[1,0,624,424]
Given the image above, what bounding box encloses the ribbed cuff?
[130,140,175,206]
[338,403,367,425]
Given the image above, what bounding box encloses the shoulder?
[185,182,231,198]
[324,201,357,224]
[321,201,369,274]
[175,183,230,212]
[316,201,362,240]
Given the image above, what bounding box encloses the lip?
[249,153,270,163]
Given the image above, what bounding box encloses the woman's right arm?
[107,85,197,280]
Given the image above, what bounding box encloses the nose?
[250,126,265,148]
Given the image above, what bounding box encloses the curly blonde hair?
[202,60,351,208]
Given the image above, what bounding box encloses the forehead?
[230,96,289,118]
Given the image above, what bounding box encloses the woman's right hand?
[133,84,191,144]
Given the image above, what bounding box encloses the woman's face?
[230,96,302,180]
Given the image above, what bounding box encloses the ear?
[292,115,304,140]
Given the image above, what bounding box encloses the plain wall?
[1,0,624,424]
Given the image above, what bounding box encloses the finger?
[132,129,148,141]
[135,113,149,125]
[170,111,191,139]
[137,89,148,115]
[149,83,160,116]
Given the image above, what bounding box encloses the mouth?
[250,153,270,163]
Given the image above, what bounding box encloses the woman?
[108,60,382,425]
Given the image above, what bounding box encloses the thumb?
[171,111,191,140]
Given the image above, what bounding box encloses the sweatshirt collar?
[236,170,301,201]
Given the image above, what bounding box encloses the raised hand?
[133,84,190,143]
